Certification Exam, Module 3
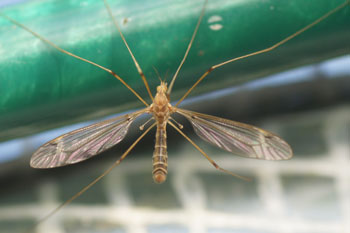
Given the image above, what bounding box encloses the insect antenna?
[103,0,154,101]
[167,0,208,95]
[163,69,170,83]
[26,123,156,232]
[168,121,251,181]
[152,66,163,83]
[0,13,149,107]
[175,0,350,107]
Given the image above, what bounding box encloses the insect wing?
[176,108,292,160]
[31,110,146,168]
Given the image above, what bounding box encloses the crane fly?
[1,0,348,228]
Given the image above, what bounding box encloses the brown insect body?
[149,82,172,183]
[3,0,347,227]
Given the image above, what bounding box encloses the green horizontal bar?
[0,0,349,142]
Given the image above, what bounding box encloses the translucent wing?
[31,109,147,168]
[176,108,292,160]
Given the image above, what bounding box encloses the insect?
[1,0,348,228]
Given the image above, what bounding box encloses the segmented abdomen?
[152,123,168,183]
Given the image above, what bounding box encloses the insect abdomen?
[152,124,168,183]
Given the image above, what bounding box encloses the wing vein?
[175,108,292,160]
[30,109,148,168]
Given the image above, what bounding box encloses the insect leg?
[175,0,349,107]
[167,0,208,94]
[0,13,149,107]
[103,0,154,101]
[168,121,250,181]
[29,122,156,231]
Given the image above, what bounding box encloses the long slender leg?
[167,0,208,94]
[168,121,250,181]
[28,122,156,232]
[0,13,149,107]
[175,0,349,107]
[103,0,154,101]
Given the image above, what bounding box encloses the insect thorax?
[151,83,172,124]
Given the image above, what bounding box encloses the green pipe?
[0,0,349,142]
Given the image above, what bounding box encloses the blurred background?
[0,0,349,233]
